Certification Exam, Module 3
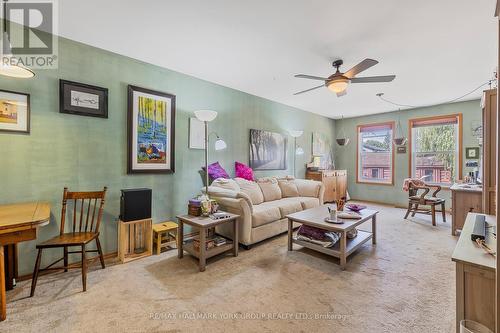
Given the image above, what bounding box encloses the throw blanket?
[402,178,426,192]
[296,225,340,248]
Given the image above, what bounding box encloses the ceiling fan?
[294,58,395,97]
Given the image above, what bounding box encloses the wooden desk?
[451,213,496,332]
[0,202,50,321]
[450,184,483,236]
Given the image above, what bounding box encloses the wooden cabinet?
[452,213,496,333]
[305,170,347,203]
[451,185,483,236]
[482,89,497,215]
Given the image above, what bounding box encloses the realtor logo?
[1,0,58,69]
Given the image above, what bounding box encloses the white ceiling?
[57,0,497,119]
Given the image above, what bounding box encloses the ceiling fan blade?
[294,74,328,81]
[336,90,347,97]
[350,75,396,83]
[344,58,379,78]
[293,84,325,95]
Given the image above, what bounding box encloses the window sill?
[356,180,394,186]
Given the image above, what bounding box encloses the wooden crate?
[118,218,153,263]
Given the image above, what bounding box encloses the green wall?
[0,37,336,275]
[334,100,482,208]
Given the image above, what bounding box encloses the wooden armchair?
[30,187,107,296]
[404,182,446,226]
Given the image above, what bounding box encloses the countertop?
[450,183,483,193]
[451,213,496,271]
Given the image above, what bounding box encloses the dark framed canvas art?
[0,89,30,134]
[60,80,108,118]
[127,85,176,174]
[249,129,287,170]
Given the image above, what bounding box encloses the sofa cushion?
[257,177,282,202]
[278,179,299,198]
[295,179,321,198]
[300,197,320,210]
[235,161,254,181]
[235,178,264,205]
[211,178,240,192]
[276,197,303,217]
[252,201,282,227]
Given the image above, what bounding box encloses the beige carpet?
[4,203,457,333]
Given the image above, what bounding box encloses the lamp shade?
[194,110,218,122]
[289,130,304,138]
[0,32,35,79]
[0,63,35,78]
[214,138,227,151]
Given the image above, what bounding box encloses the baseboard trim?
[17,252,118,282]
[350,198,399,208]
[350,198,452,213]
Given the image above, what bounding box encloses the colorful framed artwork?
[127,85,176,174]
[0,89,30,134]
[249,129,287,170]
[59,80,108,118]
[465,147,480,159]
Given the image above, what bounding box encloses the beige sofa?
[206,177,324,247]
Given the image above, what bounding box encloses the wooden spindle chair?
[30,187,107,296]
[404,182,446,226]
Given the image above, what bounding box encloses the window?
[357,122,394,185]
[409,114,462,186]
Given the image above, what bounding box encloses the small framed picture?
[60,79,108,118]
[466,147,480,159]
[0,89,30,134]
[397,146,406,154]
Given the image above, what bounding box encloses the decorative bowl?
[346,204,366,212]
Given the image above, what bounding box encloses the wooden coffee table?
[286,205,378,270]
[177,212,239,272]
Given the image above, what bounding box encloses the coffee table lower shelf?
[292,230,373,259]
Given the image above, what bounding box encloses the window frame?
[356,121,395,186]
[408,114,463,186]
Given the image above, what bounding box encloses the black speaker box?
[120,188,152,222]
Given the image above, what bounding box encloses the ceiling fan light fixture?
[327,78,349,93]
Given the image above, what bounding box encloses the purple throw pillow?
[235,161,254,181]
[203,162,229,180]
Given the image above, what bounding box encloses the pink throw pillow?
[235,161,254,181]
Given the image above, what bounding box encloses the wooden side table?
[152,221,178,254]
[176,212,239,272]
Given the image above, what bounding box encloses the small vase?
[336,198,345,211]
